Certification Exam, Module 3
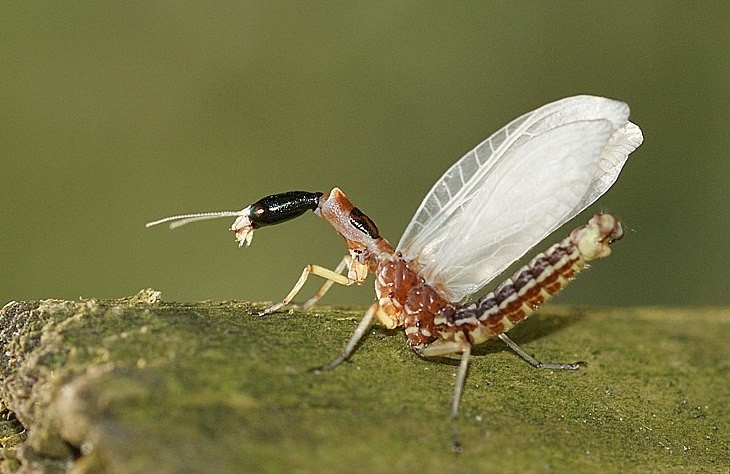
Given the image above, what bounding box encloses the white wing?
[396,95,643,302]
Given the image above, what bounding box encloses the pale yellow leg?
[302,256,352,310]
[260,256,352,316]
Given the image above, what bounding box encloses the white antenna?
[145,210,247,229]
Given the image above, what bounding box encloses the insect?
[147,95,643,450]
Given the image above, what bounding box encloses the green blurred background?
[2,2,728,307]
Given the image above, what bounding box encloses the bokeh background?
[2,3,728,308]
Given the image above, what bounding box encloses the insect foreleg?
[300,255,352,310]
[260,256,353,315]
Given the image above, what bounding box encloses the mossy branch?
[1,291,728,472]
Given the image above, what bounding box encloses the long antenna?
[145,210,246,229]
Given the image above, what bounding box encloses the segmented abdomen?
[423,213,623,350]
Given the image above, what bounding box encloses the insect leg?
[311,302,379,372]
[498,333,582,370]
[260,256,354,316]
[301,255,352,310]
[450,342,472,453]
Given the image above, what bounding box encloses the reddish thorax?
[314,188,455,349]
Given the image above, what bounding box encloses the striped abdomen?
[418,213,623,354]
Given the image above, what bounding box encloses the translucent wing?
[396,95,643,302]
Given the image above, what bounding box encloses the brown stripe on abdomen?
[444,213,623,347]
[408,213,623,354]
[449,238,585,346]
